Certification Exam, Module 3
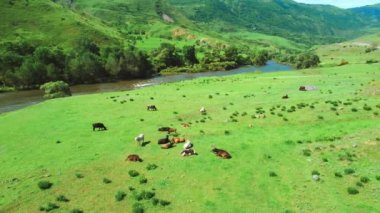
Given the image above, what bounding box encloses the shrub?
[103,178,112,184]
[224,130,231,135]
[40,81,71,99]
[75,173,84,179]
[334,172,343,178]
[132,203,144,213]
[139,177,148,184]
[363,105,372,111]
[344,168,355,175]
[141,190,155,200]
[356,182,364,187]
[115,191,126,201]
[347,187,359,195]
[39,202,59,212]
[302,149,311,156]
[129,170,140,177]
[71,209,83,213]
[351,108,358,112]
[208,95,213,99]
[360,176,370,183]
[376,176,380,181]
[38,181,53,190]
[146,164,158,171]
[129,186,135,191]
[56,195,69,202]
[152,198,159,206]
[317,115,324,120]
[160,200,171,206]
[269,171,278,177]
[322,158,328,162]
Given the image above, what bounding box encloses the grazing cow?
[200,107,207,114]
[158,127,170,132]
[126,154,142,162]
[183,140,193,149]
[167,128,177,134]
[181,148,197,157]
[92,123,107,131]
[158,135,170,145]
[282,94,289,99]
[171,137,186,144]
[299,86,307,91]
[147,105,158,111]
[255,114,266,119]
[134,134,144,146]
[161,142,174,149]
[211,147,231,159]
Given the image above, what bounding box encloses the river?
[0,61,292,114]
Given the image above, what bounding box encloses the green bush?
[360,176,370,183]
[141,190,155,200]
[56,195,69,202]
[344,168,355,175]
[334,172,343,178]
[302,149,311,156]
[132,203,144,213]
[103,178,112,184]
[139,177,148,184]
[146,164,158,171]
[152,198,159,206]
[356,182,364,187]
[160,200,171,206]
[115,191,126,201]
[129,170,140,177]
[40,81,71,99]
[347,187,359,195]
[38,181,53,190]
[39,202,59,212]
[70,209,83,213]
[376,176,380,181]
[269,171,278,177]
[75,173,84,179]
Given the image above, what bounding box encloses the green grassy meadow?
[0,63,379,212]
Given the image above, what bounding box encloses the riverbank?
[0,63,379,212]
[0,61,292,114]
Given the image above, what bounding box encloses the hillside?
[0,0,124,48]
[168,0,368,45]
[351,4,380,24]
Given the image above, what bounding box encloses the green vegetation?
[40,81,71,99]
[0,62,379,212]
[37,181,53,190]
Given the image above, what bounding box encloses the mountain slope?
[351,4,380,24]
[168,0,368,45]
[0,0,125,48]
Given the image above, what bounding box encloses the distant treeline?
[0,39,319,89]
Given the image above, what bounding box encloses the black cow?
[92,123,107,131]
[147,105,158,111]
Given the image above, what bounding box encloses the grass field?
[0,62,379,212]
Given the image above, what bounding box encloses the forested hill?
[351,4,380,24]
[168,0,368,45]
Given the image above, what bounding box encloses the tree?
[40,81,71,99]
[182,45,198,65]
[296,53,320,69]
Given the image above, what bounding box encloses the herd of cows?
[91,105,232,163]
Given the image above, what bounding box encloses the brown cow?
[167,128,177,134]
[282,94,289,99]
[171,137,186,144]
[158,135,170,145]
[126,154,142,162]
[211,147,232,159]
[161,142,174,149]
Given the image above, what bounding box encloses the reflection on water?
[0,61,292,114]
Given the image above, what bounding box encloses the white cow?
[183,140,193,149]
[134,134,144,146]
[200,107,206,114]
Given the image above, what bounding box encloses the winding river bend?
[0,61,292,114]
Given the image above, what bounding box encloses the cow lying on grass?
[126,154,142,162]
[211,146,232,159]
[147,105,158,111]
[181,148,197,157]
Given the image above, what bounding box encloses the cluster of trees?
[0,38,320,89]
[275,52,320,69]
[0,39,155,88]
